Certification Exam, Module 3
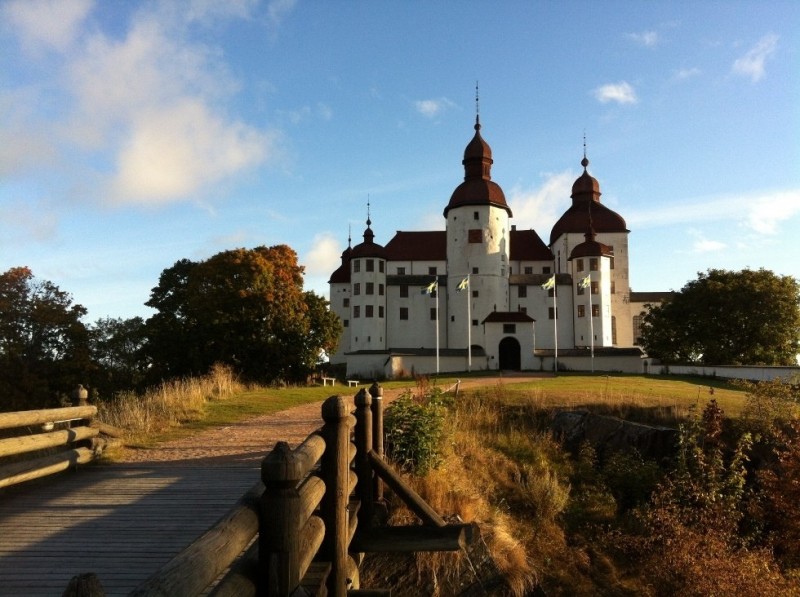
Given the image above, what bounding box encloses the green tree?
[0,267,91,410]
[89,316,148,398]
[641,268,800,365]
[144,245,341,384]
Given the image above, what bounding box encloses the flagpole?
[467,274,472,372]
[553,278,558,374]
[435,279,440,375]
[588,278,594,373]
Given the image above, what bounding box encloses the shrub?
[384,388,447,476]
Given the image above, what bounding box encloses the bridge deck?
[0,463,259,596]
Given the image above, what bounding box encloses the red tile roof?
[510,229,553,261]
[384,231,447,261]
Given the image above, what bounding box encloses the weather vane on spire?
[366,195,371,227]
[581,130,589,169]
[475,81,480,117]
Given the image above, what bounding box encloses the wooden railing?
[0,402,107,490]
[125,382,474,597]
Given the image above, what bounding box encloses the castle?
[328,116,666,378]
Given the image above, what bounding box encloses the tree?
[641,268,800,366]
[144,245,341,384]
[89,316,148,398]
[0,267,91,410]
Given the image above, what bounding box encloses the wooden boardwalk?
[0,462,259,596]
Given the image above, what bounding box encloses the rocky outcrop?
[551,410,678,463]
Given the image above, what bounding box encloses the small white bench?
[347,380,359,387]
[321,377,336,386]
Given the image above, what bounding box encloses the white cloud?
[593,82,638,105]
[745,190,800,234]
[672,67,702,81]
[112,100,269,204]
[626,189,800,236]
[4,4,277,206]
[2,0,93,53]
[687,230,726,253]
[303,233,343,276]
[508,170,575,233]
[627,31,659,47]
[732,34,779,82]
[414,97,456,118]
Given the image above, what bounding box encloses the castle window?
[473,211,479,220]
[472,267,479,274]
[524,266,533,274]
[468,229,482,243]
[543,266,551,274]
[612,316,617,344]
[577,284,585,296]
[578,305,585,317]
[611,281,616,294]
[343,298,349,308]
[472,290,479,298]
[430,308,436,321]
[353,306,360,318]
[343,319,349,327]
[590,258,598,271]
[379,261,385,273]
[633,315,643,344]
[428,266,437,275]
[400,285,409,298]
[366,282,374,295]
[520,307,527,314]
[379,306,384,318]
[353,260,360,273]
[548,288,555,298]
[576,259,584,272]
[591,281,599,295]
[399,307,408,320]
[366,305,374,318]
[397,267,406,275]
[366,259,374,272]
[518,285,527,298]
[608,247,615,270]
[379,284,384,295]
[592,304,600,317]
[472,319,478,326]
[548,307,555,320]
[354,283,361,295]
[503,324,516,334]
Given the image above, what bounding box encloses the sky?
[2,0,799,323]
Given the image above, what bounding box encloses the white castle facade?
[329,117,666,378]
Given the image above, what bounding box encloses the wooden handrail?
[72,383,477,596]
[0,402,102,490]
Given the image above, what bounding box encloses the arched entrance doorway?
[498,337,521,370]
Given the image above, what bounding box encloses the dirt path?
[118,374,548,466]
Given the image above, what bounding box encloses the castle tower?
[569,226,614,348]
[550,153,631,345]
[444,116,512,352]
[348,215,387,352]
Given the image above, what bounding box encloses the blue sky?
[2,0,799,322]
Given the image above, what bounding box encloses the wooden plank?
[0,406,97,430]
[0,425,99,458]
[0,464,259,596]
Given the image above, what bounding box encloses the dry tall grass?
[96,364,245,435]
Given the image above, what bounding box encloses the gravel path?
[118,375,547,467]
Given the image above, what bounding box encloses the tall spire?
[363,196,374,244]
[582,131,589,170]
[366,195,371,228]
[475,80,480,128]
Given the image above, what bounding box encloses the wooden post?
[319,395,352,597]
[260,442,304,596]
[368,382,384,502]
[353,388,373,531]
[72,384,89,407]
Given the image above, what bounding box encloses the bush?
[384,388,447,476]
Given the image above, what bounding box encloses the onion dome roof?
[350,217,387,259]
[444,116,512,217]
[569,228,614,260]
[328,246,352,284]
[550,155,627,245]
